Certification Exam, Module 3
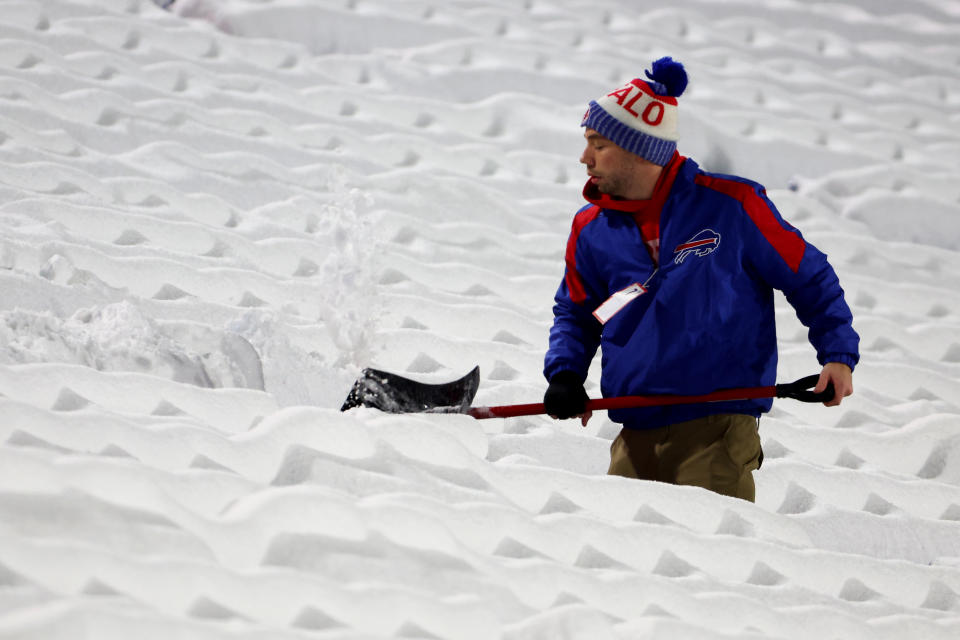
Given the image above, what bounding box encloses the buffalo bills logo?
[674,229,721,265]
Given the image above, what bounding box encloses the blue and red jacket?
[544,154,860,430]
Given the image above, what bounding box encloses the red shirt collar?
[582,151,685,215]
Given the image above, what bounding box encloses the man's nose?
[580,148,592,166]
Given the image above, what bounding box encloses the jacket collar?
[582,151,687,214]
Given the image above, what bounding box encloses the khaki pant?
[608,414,763,502]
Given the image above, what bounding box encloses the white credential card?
[592,283,647,324]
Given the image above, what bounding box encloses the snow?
[1,0,959,637]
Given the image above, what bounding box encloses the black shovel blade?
[340,366,481,414]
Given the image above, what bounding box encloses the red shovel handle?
[467,376,831,419]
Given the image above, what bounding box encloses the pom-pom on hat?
[581,56,687,166]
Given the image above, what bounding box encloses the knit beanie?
[581,57,688,166]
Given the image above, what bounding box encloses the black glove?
[544,371,589,419]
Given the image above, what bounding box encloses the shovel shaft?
[341,365,831,418]
[467,385,780,419]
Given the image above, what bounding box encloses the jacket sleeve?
[742,188,860,370]
[544,211,604,381]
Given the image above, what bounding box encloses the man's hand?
[544,371,592,427]
[815,362,853,407]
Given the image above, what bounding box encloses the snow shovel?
[339,367,834,419]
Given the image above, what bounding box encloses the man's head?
[580,128,663,200]
[580,57,688,167]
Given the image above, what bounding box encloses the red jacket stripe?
[565,206,601,305]
[695,175,805,272]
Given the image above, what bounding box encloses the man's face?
[580,128,647,198]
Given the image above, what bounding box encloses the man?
[543,57,859,502]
